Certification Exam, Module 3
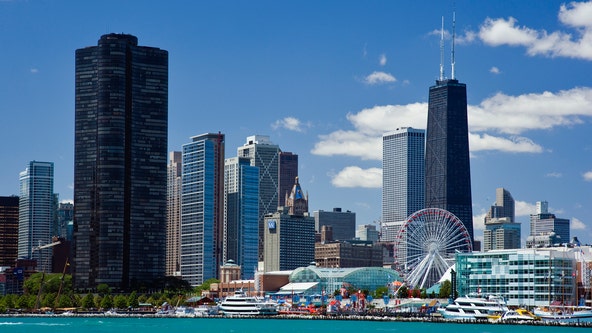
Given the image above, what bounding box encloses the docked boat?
[438,295,509,320]
[494,308,540,322]
[533,305,592,323]
[219,290,278,316]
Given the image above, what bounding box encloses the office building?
[382,127,425,224]
[56,202,73,241]
[181,133,225,286]
[0,196,19,268]
[484,188,515,223]
[166,151,182,277]
[224,157,259,279]
[425,75,474,246]
[18,161,55,272]
[355,224,379,242]
[73,33,168,290]
[279,151,298,206]
[528,201,570,245]
[313,208,356,241]
[455,248,581,307]
[263,178,315,272]
[483,188,520,251]
[315,239,383,268]
[237,135,281,261]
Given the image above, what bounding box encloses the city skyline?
[2,1,592,244]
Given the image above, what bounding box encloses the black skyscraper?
[73,34,168,290]
[425,78,474,246]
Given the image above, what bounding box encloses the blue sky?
[1,0,592,245]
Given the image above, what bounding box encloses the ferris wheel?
[394,208,472,289]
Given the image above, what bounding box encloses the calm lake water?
[0,316,586,333]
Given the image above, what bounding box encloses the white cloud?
[477,2,592,61]
[515,200,537,216]
[469,87,592,135]
[469,133,543,153]
[271,117,308,132]
[583,171,592,181]
[312,130,382,160]
[489,66,500,74]
[364,71,396,85]
[571,217,587,230]
[330,166,382,188]
[379,54,387,66]
[30,68,39,74]
[473,212,487,231]
[546,172,563,178]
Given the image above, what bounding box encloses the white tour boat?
[438,295,509,320]
[219,289,278,316]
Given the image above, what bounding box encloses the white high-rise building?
[382,127,425,223]
[381,127,425,238]
[18,161,54,272]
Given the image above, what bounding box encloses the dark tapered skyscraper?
[425,77,473,245]
[73,34,168,290]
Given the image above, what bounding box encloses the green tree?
[113,295,128,309]
[100,295,113,309]
[56,294,73,308]
[128,291,139,308]
[16,294,34,309]
[397,285,409,298]
[439,280,452,299]
[2,294,16,309]
[97,283,111,297]
[81,293,95,309]
[41,293,56,308]
[371,286,389,299]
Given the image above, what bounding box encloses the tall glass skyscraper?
[237,135,280,261]
[278,151,298,205]
[18,161,54,271]
[181,133,225,286]
[73,34,168,290]
[224,157,259,279]
[425,78,474,246]
[382,127,425,225]
[0,196,19,268]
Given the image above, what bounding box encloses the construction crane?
[31,240,61,311]
[32,240,62,253]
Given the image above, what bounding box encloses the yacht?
[533,305,592,323]
[494,308,540,322]
[438,295,509,320]
[219,290,278,316]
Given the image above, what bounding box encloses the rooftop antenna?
[451,12,456,80]
[439,16,445,81]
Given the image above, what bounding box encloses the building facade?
[224,157,259,279]
[315,240,383,268]
[529,201,570,245]
[455,248,579,307]
[263,178,315,272]
[425,78,474,246]
[181,133,225,286]
[166,151,182,277]
[73,33,168,290]
[18,161,55,272]
[484,188,520,251]
[355,224,379,242]
[314,208,356,241]
[0,196,19,268]
[382,127,425,224]
[237,135,281,261]
[279,151,298,206]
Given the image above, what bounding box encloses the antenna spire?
[451,12,456,80]
[439,16,445,81]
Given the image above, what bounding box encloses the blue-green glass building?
[455,248,577,307]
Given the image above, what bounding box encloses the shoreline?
[1,312,591,328]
